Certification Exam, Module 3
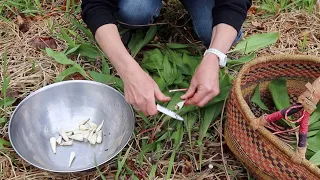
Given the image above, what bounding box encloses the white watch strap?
[204,48,227,67]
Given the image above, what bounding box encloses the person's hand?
[121,66,171,116]
[181,54,220,107]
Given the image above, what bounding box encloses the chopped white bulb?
[56,136,62,145]
[69,152,76,167]
[50,137,56,154]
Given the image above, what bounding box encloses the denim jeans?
[116,0,242,47]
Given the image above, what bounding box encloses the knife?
[156,104,184,121]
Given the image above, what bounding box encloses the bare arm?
[95,24,140,78]
[94,24,170,115]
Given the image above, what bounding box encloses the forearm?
[95,24,140,77]
[209,23,238,54]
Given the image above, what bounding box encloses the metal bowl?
[8,80,135,173]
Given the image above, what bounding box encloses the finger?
[146,96,158,116]
[154,86,171,102]
[181,81,197,100]
[184,89,207,106]
[196,93,215,107]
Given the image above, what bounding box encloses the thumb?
[181,82,197,100]
[154,86,171,102]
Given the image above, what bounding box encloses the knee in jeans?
[117,2,161,25]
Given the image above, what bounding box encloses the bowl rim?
[8,80,135,173]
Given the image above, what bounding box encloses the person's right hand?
[121,65,171,116]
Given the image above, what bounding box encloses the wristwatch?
[204,48,227,67]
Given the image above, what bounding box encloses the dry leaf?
[30,36,57,50]
[17,15,29,33]
[68,73,86,80]
[251,21,265,30]
[248,6,258,15]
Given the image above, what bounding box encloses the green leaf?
[182,53,199,75]
[115,146,131,180]
[309,120,320,131]
[70,16,94,40]
[0,97,16,106]
[65,44,81,55]
[46,48,74,65]
[76,43,100,59]
[269,78,290,110]
[308,130,319,137]
[162,52,177,85]
[129,26,157,57]
[88,71,124,90]
[56,66,80,82]
[94,155,107,180]
[227,53,256,66]
[251,84,269,111]
[102,57,110,75]
[184,113,198,145]
[310,150,320,165]
[0,138,11,149]
[137,143,156,163]
[307,131,320,152]
[229,32,279,54]
[166,150,176,180]
[141,49,164,71]
[171,121,184,149]
[166,43,191,49]
[199,102,224,141]
[128,30,144,54]
[309,107,320,125]
[58,25,75,46]
[153,75,166,92]
[0,117,6,124]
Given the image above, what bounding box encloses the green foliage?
[46,48,89,81]
[269,78,290,110]
[1,49,16,126]
[229,32,279,54]
[259,0,316,14]
[251,84,269,111]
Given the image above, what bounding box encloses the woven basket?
[224,55,320,180]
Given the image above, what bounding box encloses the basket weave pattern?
[224,55,320,180]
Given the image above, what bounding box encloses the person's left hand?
[181,53,220,107]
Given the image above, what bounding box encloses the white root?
[50,137,56,154]
[96,120,104,132]
[87,121,97,129]
[69,134,84,141]
[175,101,185,110]
[61,140,73,146]
[59,130,69,142]
[69,152,76,167]
[97,130,102,144]
[83,131,90,140]
[66,132,73,136]
[72,129,86,134]
[56,136,62,145]
[78,118,90,126]
[90,133,97,144]
[79,125,89,131]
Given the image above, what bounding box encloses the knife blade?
[156,104,184,121]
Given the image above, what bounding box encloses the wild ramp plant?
[44,23,279,178]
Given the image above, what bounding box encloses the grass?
[1,0,320,179]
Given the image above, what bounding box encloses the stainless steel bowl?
[8,80,135,173]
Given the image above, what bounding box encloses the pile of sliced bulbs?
[49,118,104,167]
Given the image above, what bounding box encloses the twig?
[219,98,230,180]
[0,151,16,178]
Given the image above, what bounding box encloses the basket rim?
[233,54,320,174]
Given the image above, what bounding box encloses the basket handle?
[250,77,320,164]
